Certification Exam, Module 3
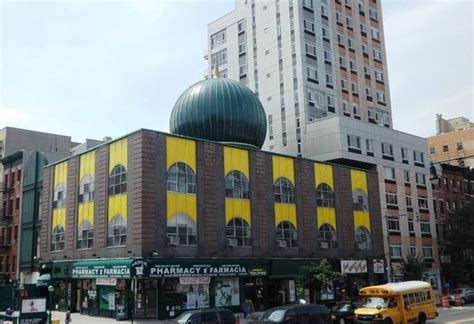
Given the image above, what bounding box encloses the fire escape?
[0,181,13,280]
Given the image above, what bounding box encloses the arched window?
[355,226,372,250]
[167,214,197,246]
[225,171,250,199]
[107,215,127,246]
[51,225,65,251]
[78,174,94,203]
[276,221,297,247]
[108,165,127,196]
[316,183,335,208]
[166,163,196,194]
[352,188,368,211]
[318,224,337,248]
[274,177,295,204]
[226,217,252,246]
[53,183,66,209]
[77,221,93,249]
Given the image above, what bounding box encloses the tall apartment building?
[428,115,474,168]
[207,0,441,291]
[207,0,391,157]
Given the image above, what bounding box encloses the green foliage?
[445,202,474,286]
[398,254,426,281]
[301,259,341,302]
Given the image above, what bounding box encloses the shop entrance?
[242,277,265,312]
[135,279,158,319]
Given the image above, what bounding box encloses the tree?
[301,259,341,303]
[398,254,426,281]
[445,203,474,286]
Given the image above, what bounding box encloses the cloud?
[0,106,30,125]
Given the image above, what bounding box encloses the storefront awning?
[36,273,51,287]
[71,258,138,279]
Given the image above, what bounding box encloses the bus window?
[388,298,397,308]
[415,292,422,303]
[408,293,415,304]
[403,294,410,308]
[426,291,432,301]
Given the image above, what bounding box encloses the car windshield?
[261,309,286,321]
[333,303,351,312]
[363,297,388,309]
[450,289,463,294]
[174,312,193,322]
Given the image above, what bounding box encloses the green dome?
[170,78,267,149]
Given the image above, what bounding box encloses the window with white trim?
[418,197,428,209]
[336,11,343,23]
[325,73,333,86]
[351,82,358,94]
[347,134,361,150]
[305,43,317,57]
[410,245,417,256]
[413,151,425,164]
[384,167,396,181]
[420,221,431,235]
[406,196,412,207]
[375,70,384,82]
[371,27,380,40]
[381,142,393,157]
[404,170,410,183]
[349,60,356,72]
[408,219,415,233]
[369,8,378,20]
[373,48,382,61]
[306,67,318,82]
[337,33,345,45]
[401,147,409,162]
[390,244,402,258]
[366,139,374,154]
[377,91,386,103]
[341,78,348,90]
[339,55,347,68]
[386,192,398,206]
[387,217,400,232]
[423,245,433,259]
[416,173,426,186]
[346,16,353,28]
[304,19,315,33]
[342,101,349,113]
[303,0,313,9]
[348,38,354,50]
[210,29,226,49]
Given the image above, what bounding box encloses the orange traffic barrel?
[441,295,450,308]
[455,294,464,306]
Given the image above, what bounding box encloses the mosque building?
[38,76,384,319]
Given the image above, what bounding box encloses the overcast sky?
[0,0,472,143]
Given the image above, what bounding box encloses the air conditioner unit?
[168,235,180,246]
[227,238,238,247]
[320,241,329,249]
[277,240,287,248]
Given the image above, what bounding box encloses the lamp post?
[48,285,54,324]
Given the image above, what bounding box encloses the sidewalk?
[51,311,262,324]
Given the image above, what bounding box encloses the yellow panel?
[272,156,295,184]
[354,211,371,232]
[108,194,128,221]
[351,169,371,232]
[316,207,337,230]
[350,169,368,191]
[166,136,196,172]
[225,198,251,224]
[109,138,128,170]
[274,203,297,228]
[224,147,249,178]
[79,150,96,180]
[314,163,334,188]
[52,208,66,230]
[78,202,94,226]
[167,192,197,222]
[53,161,68,188]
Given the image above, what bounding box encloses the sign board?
[289,280,296,302]
[373,259,385,274]
[72,264,130,278]
[341,260,368,274]
[96,278,117,286]
[150,263,251,278]
[22,298,46,314]
[180,277,211,284]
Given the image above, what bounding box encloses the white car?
[448,288,474,305]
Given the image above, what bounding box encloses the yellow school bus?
[354,281,438,324]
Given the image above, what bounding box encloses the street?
[46,306,474,324]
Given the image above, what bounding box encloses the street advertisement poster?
[177,282,209,309]
[341,260,368,274]
[215,278,240,307]
[99,286,115,310]
[373,259,385,274]
[22,298,46,313]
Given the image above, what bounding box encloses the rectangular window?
[336,11,343,23]
[349,60,356,72]
[401,147,409,162]
[337,33,345,45]
[377,91,386,103]
[371,27,380,40]
[347,135,361,150]
[341,78,348,90]
[416,173,426,186]
[211,49,227,68]
[381,142,393,158]
[366,139,374,154]
[353,104,359,116]
[375,70,384,82]
[326,73,333,86]
[324,50,331,62]
[410,245,417,256]
[457,142,463,151]
[347,38,354,50]
[303,0,314,9]
[384,167,396,181]
[305,43,317,57]
[304,19,315,33]
[351,82,358,94]
[369,8,378,20]
[386,192,398,206]
[405,196,412,207]
[339,55,347,68]
[390,244,402,258]
[418,197,428,209]
[443,145,449,152]
[210,29,226,49]
[430,147,435,154]
[342,101,349,113]
[387,217,400,232]
[306,67,318,82]
[413,151,425,165]
[420,221,431,235]
[346,16,353,28]
[373,48,382,61]
[404,170,410,184]
[423,246,433,259]
[408,219,415,233]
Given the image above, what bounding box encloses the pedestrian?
[65,307,72,324]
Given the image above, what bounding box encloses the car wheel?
[384,317,393,324]
[339,318,345,324]
[417,313,426,324]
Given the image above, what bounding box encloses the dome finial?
[212,66,220,78]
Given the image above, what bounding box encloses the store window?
[107,215,127,246]
[215,278,240,307]
[167,213,197,246]
[162,278,210,315]
[225,171,250,199]
[355,226,371,250]
[108,165,127,196]
[276,221,297,247]
[274,177,295,204]
[166,163,196,194]
[226,217,252,247]
[318,224,337,248]
[77,220,93,249]
[51,225,65,251]
[316,183,335,208]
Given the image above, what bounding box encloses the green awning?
[71,258,137,279]
[36,273,51,287]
